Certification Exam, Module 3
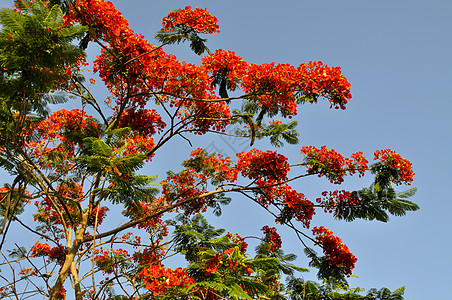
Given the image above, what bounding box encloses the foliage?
[286,277,405,300]
[0,0,417,299]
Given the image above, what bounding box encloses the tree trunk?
[48,242,80,300]
[71,260,83,300]
[49,213,88,300]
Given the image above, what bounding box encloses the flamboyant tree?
[0,0,417,299]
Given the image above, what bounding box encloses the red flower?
[301,146,370,184]
[202,49,248,90]
[312,226,357,276]
[30,241,67,266]
[297,61,352,110]
[317,190,360,214]
[161,6,220,35]
[117,108,166,136]
[374,149,414,185]
[261,226,282,253]
[138,263,195,296]
[236,149,290,182]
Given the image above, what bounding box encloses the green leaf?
[227,283,252,300]
[333,184,418,223]
[43,4,63,29]
[7,246,27,258]
[396,188,417,199]
[155,26,211,56]
[91,139,113,157]
[106,127,132,138]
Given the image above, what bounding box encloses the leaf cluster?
[0,0,86,110]
[334,186,418,223]
[232,100,300,147]
[304,248,350,286]
[286,276,405,300]
[155,22,211,56]
[77,135,160,212]
[170,214,306,299]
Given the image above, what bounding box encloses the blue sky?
[1,0,451,298]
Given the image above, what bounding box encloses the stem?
[70,261,83,300]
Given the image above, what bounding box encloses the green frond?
[0,0,87,118]
[42,4,64,29]
[7,246,27,259]
[155,26,210,55]
[41,92,69,105]
[106,127,132,139]
[238,278,271,297]
[0,157,16,175]
[90,139,113,157]
[0,8,24,33]
[333,185,418,223]
[396,187,417,199]
[247,257,279,271]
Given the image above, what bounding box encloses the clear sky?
[1,0,451,299]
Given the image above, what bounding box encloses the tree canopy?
[0,1,417,299]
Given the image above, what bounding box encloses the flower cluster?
[349,151,368,177]
[224,247,238,271]
[373,149,414,185]
[18,268,37,277]
[111,108,168,161]
[162,169,213,215]
[201,49,248,90]
[161,6,220,34]
[138,264,195,297]
[312,226,357,276]
[251,183,315,227]
[301,146,370,184]
[26,109,101,172]
[205,253,223,276]
[298,61,352,110]
[226,232,248,253]
[88,206,108,227]
[261,226,282,254]
[241,63,300,116]
[112,134,156,162]
[93,249,130,274]
[30,241,67,266]
[34,197,62,227]
[34,109,100,143]
[186,148,238,183]
[240,61,352,116]
[223,247,253,275]
[117,109,166,136]
[280,186,315,228]
[126,201,168,236]
[301,146,348,184]
[58,180,84,199]
[236,149,290,182]
[269,119,283,125]
[184,98,232,134]
[133,246,166,266]
[33,181,100,229]
[68,0,163,102]
[65,0,130,40]
[317,190,360,214]
[69,0,217,112]
[203,245,253,279]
